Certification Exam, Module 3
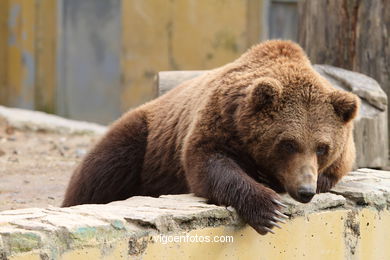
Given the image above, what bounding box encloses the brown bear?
[62,40,359,235]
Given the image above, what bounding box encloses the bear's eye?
[279,140,299,154]
[316,145,329,156]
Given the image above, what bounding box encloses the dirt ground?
[0,123,99,211]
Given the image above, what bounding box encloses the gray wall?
[57,0,122,124]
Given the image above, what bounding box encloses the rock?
[7,156,18,163]
[106,194,238,232]
[5,126,15,135]
[281,193,346,216]
[155,66,389,168]
[157,71,206,96]
[313,65,387,111]
[75,149,87,158]
[0,106,107,135]
[314,65,388,169]
[331,168,390,208]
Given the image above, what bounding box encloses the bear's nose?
[297,185,316,203]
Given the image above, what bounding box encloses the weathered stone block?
[314,65,388,169]
[156,66,389,168]
[331,168,390,208]
[1,169,390,259]
[0,106,107,135]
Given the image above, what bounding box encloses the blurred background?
[0,0,299,124]
[0,0,388,127]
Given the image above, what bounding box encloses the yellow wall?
[144,211,348,260]
[0,0,8,104]
[0,0,264,122]
[7,208,390,260]
[6,0,36,108]
[0,0,56,111]
[121,0,262,110]
[143,209,390,260]
[34,0,57,113]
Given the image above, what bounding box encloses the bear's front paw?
[316,174,337,193]
[240,189,289,235]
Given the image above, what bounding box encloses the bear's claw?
[269,220,282,229]
[263,227,275,234]
[272,198,287,208]
[243,188,290,235]
[251,207,289,235]
[274,209,289,219]
[272,216,286,224]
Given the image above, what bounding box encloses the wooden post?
[298,0,390,152]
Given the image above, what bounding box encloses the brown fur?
[62,40,359,234]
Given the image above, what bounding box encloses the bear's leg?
[316,173,338,193]
[62,110,148,207]
[317,132,355,193]
[184,151,288,235]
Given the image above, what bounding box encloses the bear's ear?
[247,77,283,111]
[329,91,360,123]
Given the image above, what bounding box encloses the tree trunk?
[298,0,390,159]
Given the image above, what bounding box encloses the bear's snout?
[284,164,318,203]
[297,185,316,203]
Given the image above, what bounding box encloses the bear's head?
[237,75,360,203]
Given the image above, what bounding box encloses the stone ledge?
[0,106,107,135]
[0,168,390,259]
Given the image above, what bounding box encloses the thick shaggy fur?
[63,40,359,234]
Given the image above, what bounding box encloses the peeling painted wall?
[0,0,57,112]
[0,0,267,124]
[0,0,8,105]
[0,0,299,124]
[143,210,390,260]
[57,0,122,124]
[120,0,261,112]
[6,0,36,109]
